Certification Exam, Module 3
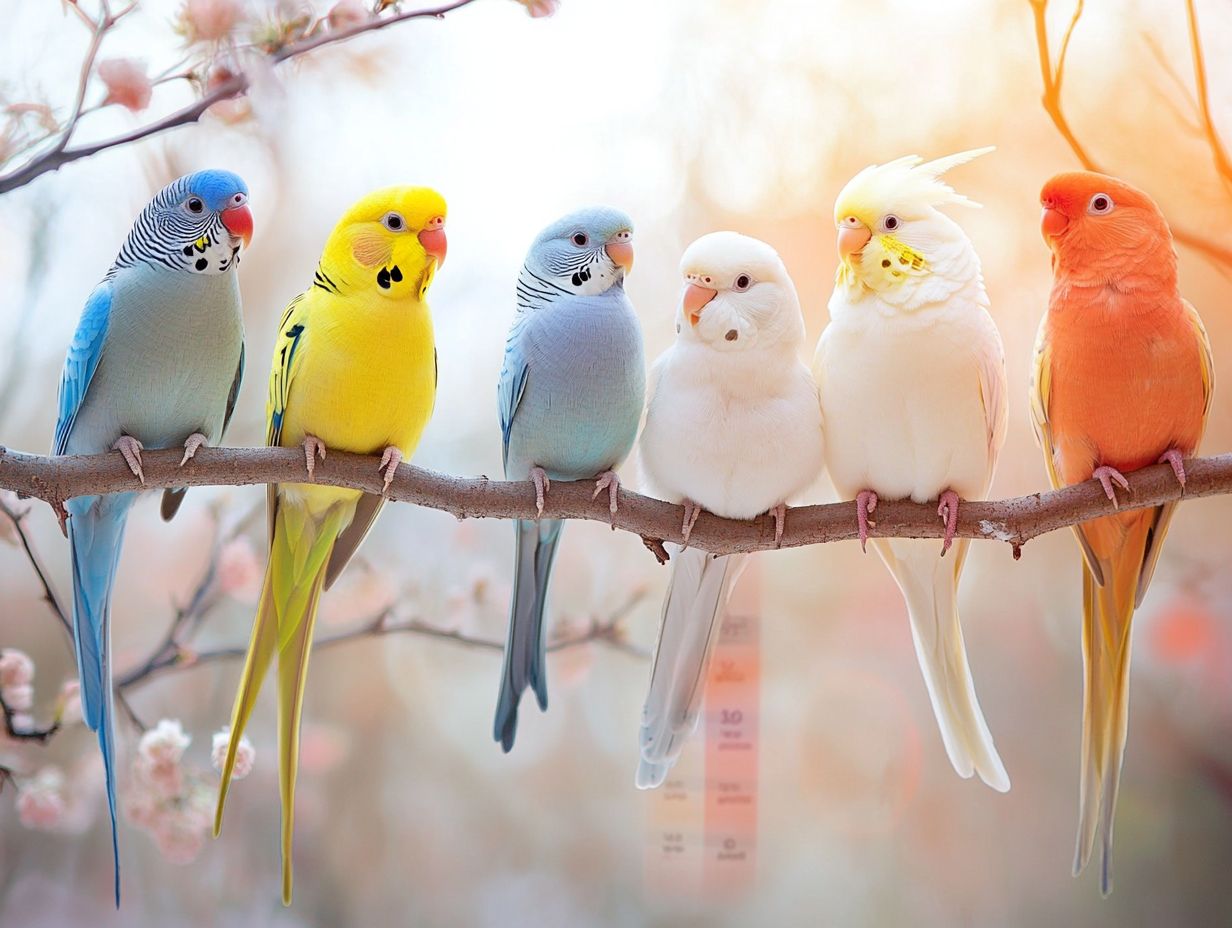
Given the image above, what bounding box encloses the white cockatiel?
[812,148,1011,792]
[637,231,824,789]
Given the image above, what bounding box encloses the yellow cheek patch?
[877,234,928,272]
[351,230,393,268]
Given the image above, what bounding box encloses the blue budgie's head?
[518,206,633,307]
[114,169,253,276]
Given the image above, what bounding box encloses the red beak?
[418,219,447,266]
[221,204,253,248]
[1040,206,1068,239]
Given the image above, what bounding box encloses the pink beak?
[418,218,447,266]
[1040,206,1068,239]
[837,223,871,261]
[683,283,717,326]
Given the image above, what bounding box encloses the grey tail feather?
[493,518,563,752]
[160,488,187,522]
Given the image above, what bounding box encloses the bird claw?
[1158,449,1186,491]
[592,470,620,525]
[530,466,550,519]
[680,499,702,548]
[1092,465,1130,507]
[303,436,327,481]
[379,446,402,496]
[937,489,960,557]
[112,435,145,484]
[856,490,878,553]
[769,502,786,548]
[180,432,208,467]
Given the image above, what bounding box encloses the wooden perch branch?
[2,445,1230,557]
[1029,0,1232,268]
[0,0,482,195]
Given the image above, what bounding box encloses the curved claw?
[1158,449,1187,491]
[530,466,550,519]
[303,436,327,481]
[379,446,403,495]
[937,489,960,557]
[1092,465,1130,508]
[856,490,878,553]
[180,432,208,467]
[112,435,145,484]
[592,470,620,525]
[769,502,786,548]
[680,499,702,548]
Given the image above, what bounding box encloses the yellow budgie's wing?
[1133,299,1214,605]
[265,295,311,540]
[977,330,1008,480]
[1029,315,1105,586]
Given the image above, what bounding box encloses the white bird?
[636,231,824,789]
[812,148,1011,792]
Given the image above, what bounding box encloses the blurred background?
[1,0,1231,924]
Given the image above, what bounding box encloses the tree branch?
[0,0,483,195]
[1,445,1228,557]
[1029,0,1232,268]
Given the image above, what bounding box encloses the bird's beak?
[837,222,871,262]
[418,218,447,266]
[1040,206,1068,239]
[221,204,253,248]
[605,236,634,274]
[683,283,717,327]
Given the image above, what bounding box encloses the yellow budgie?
[213,187,447,905]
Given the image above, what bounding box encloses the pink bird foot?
[1158,449,1187,491]
[681,498,702,548]
[769,502,786,548]
[112,435,145,484]
[530,466,550,518]
[1092,465,1130,507]
[937,489,960,557]
[180,432,208,466]
[592,470,621,525]
[303,436,327,481]
[856,489,878,553]
[379,446,402,495]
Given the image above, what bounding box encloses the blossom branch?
[1029,0,1232,268]
[2,445,1230,557]
[0,0,484,195]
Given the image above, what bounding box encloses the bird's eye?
[186,197,204,214]
[732,274,752,292]
[381,212,406,232]
[881,214,900,232]
[572,232,589,247]
[1087,193,1114,215]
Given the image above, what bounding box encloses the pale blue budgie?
[494,206,645,752]
[53,170,252,904]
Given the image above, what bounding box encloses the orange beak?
[683,283,717,326]
[1040,206,1068,239]
[837,223,871,261]
[418,218,447,266]
[221,204,253,248]
[605,239,634,273]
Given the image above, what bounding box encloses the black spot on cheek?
[725,329,738,341]
[390,265,403,283]
[377,267,392,289]
[183,245,194,257]
[195,258,208,271]
[881,259,891,268]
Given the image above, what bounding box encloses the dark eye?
[882,214,900,232]
[382,212,405,232]
[733,274,752,291]
[572,232,589,247]
[1087,193,1114,215]
[186,197,204,214]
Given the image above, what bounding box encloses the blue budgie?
[53,170,252,904]
[494,206,646,752]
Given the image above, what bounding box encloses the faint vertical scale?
[703,557,760,894]
[643,706,705,894]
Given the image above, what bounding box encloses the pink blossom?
[211,726,255,780]
[2,684,33,712]
[178,0,243,43]
[0,649,34,689]
[135,719,191,798]
[204,64,252,126]
[328,0,369,30]
[16,768,67,831]
[97,59,153,113]
[217,536,262,602]
[517,0,561,17]
[58,679,81,725]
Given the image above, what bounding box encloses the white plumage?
[636,231,824,788]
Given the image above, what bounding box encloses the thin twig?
[0,0,483,194]
[1183,0,1232,190]
[0,497,72,641]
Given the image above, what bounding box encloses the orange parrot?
[1031,171,1213,895]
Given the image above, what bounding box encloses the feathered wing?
[53,283,112,456]
[636,548,747,789]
